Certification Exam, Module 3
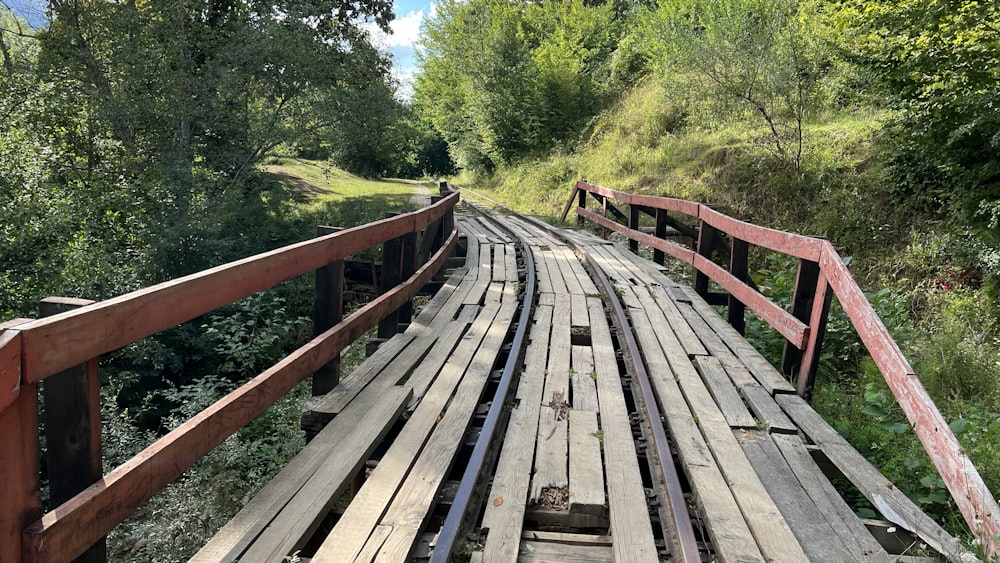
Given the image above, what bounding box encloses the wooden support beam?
[694,220,719,299]
[728,238,749,335]
[398,230,418,327]
[0,319,39,563]
[653,209,668,265]
[38,298,105,563]
[783,259,831,399]
[313,226,344,397]
[628,205,640,254]
[379,213,403,339]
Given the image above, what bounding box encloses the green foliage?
[415,0,626,172]
[643,0,827,167]
[832,0,1000,229]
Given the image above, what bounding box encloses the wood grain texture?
[480,305,553,563]
[313,290,506,562]
[22,232,458,563]
[775,393,974,561]
[568,410,606,517]
[369,290,519,561]
[19,193,458,383]
[737,431,860,563]
[586,297,658,563]
[770,433,889,562]
[192,386,411,562]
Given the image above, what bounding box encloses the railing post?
[728,238,749,335]
[39,297,106,563]
[378,213,403,339]
[653,209,668,265]
[577,188,586,227]
[628,205,640,254]
[313,226,344,396]
[694,220,718,298]
[783,260,832,398]
[398,230,417,329]
[0,319,40,563]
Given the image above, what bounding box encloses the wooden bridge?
[1,182,997,562]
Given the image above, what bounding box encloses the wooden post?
[378,213,403,339]
[694,220,718,298]
[784,260,832,398]
[628,205,640,254]
[38,297,106,563]
[398,230,418,329]
[313,226,344,396]
[0,319,40,563]
[653,209,668,265]
[577,188,586,227]
[727,238,749,335]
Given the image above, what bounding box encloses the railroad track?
[431,190,704,562]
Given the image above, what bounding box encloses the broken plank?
[480,305,554,563]
[736,430,859,563]
[568,410,606,517]
[570,346,598,413]
[587,296,658,563]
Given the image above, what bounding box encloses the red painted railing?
[0,190,459,563]
[563,179,999,557]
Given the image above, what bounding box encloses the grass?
[264,157,420,207]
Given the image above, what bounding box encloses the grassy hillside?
[461,79,1000,552]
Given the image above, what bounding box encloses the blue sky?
[4,0,433,93]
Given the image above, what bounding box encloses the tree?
[415,0,623,172]
[833,0,1000,229]
[646,0,821,168]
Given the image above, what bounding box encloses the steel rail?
[431,202,536,563]
[443,186,702,563]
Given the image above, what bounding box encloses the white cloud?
[388,10,426,48]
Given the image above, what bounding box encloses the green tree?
[646,0,822,167]
[833,0,1000,229]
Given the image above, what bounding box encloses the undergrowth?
[462,78,1000,552]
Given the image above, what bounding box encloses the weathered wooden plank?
[586,297,658,563]
[543,252,570,296]
[464,244,494,305]
[649,285,707,357]
[493,244,508,283]
[821,243,1000,555]
[693,356,756,429]
[22,232,459,563]
[312,289,506,561]
[739,385,797,434]
[570,293,589,328]
[306,333,418,419]
[570,346,598,413]
[364,286,520,561]
[568,410,606,517]
[480,305,553,563]
[681,286,795,394]
[625,294,765,563]
[532,293,572,499]
[19,194,458,384]
[517,539,613,562]
[771,433,889,562]
[552,248,586,296]
[192,386,412,562]
[775,393,973,561]
[737,430,860,563]
[0,319,29,411]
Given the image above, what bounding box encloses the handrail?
[564,180,1000,558]
[0,191,459,563]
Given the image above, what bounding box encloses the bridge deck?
[192,210,963,562]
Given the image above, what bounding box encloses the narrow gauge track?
[432,189,703,563]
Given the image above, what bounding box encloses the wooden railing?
[0,189,459,563]
[563,179,999,557]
